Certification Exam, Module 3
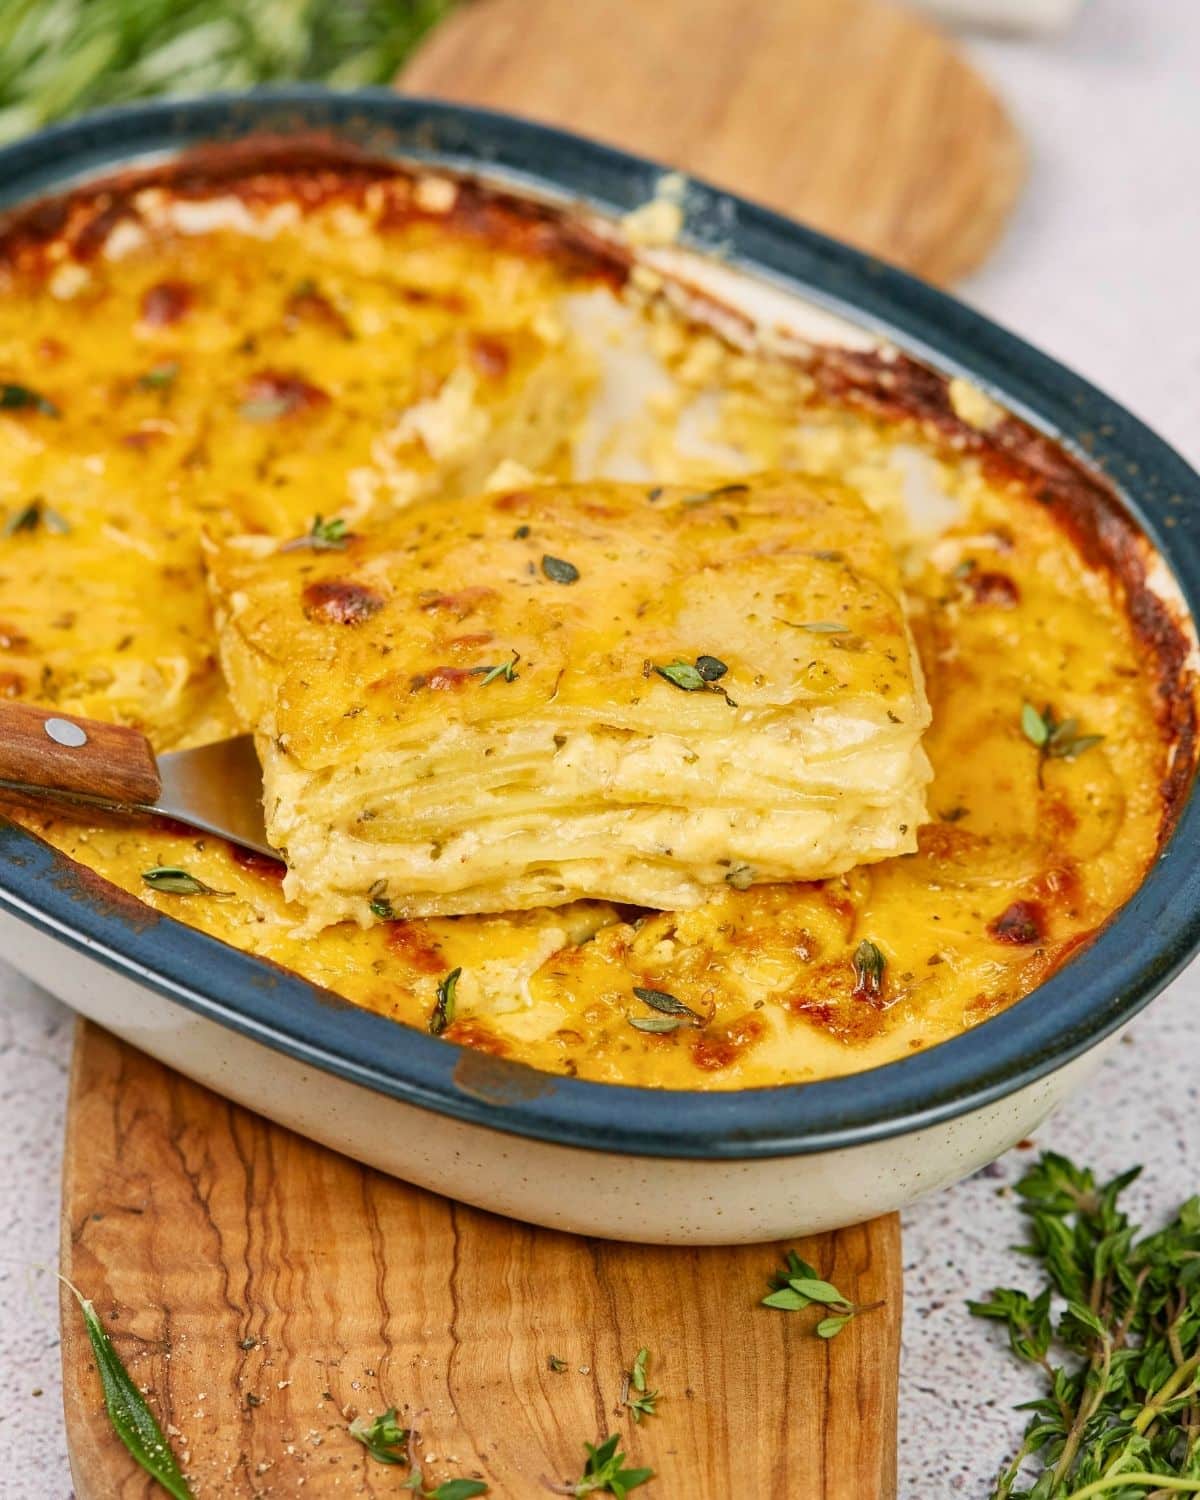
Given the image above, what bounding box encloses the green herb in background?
[61,1278,193,1500]
[970,1152,1200,1499]
[0,0,458,144]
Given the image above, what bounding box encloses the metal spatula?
[0,701,274,857]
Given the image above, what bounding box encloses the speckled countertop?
[3,4,1199,1494]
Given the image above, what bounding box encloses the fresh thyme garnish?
[762,1250,881,1338]
[513,524,531,539]
[543,1434,655,1496]
[350,1407,411,1465]
[851,939,886,1000]
[548,1354,569,1373]
[680,481,749,506]
[653,657,737,707]
[141,866,231,897]
[542,554,580,584]
[1021,702,1104,788]
[631,986,704,1031]
[3,497,70,536]
[429,967,462,1036]
[61,1277,193,1499]
[0,381,59,416]
[781,619,850,634]
[137,361,179,392]
[368,879,394,920]
[349,1412,487,1496]
[401,1477,488,1500]
[471,652,520,686]
[971,1152,1200,1500]
[621,1348,659,1424]
[724,864,755,890]
[939,805,970,822]
[282,513,350,552]
[239,394,294,422]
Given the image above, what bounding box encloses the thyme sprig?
[762,1250,882,1338]
[652,656,737,707]
[621,1347,659,1423]
[282,513,351,552]
[543,1434,655,1497]
[350,1407,411,1465]
[1021,703,1105,788]
[970,1152,1200,1499]
[61,1277,193,1499]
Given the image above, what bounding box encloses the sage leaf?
[62,1279,193,1499]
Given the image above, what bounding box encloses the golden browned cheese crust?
[0,146,1190,1089]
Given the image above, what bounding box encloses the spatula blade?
[155,735,275,859]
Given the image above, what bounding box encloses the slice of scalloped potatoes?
[206,472,931,928]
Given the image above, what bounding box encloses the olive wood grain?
[0,701,160,807]
[399,0,1025,286]
[62,1022,902,1499]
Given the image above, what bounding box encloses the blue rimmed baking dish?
[0,87,1197,1243]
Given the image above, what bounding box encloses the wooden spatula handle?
[0,701,161,808]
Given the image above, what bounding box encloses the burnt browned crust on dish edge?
[0,136,1194,841]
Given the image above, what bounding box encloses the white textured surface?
[2,2,1199,1491]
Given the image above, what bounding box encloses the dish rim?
[1,85,1199,1162]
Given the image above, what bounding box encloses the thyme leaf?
[852,939,886,1000]
[471,652,520,685]
[548,1354,568,1373]
[141,866,230,897]
[0,381,59,415]
[401,1470,488,1499]
[971,1152,1200,1499]
[724,864,756,890]
[282,513,350,552]
[542,554,580,584]
[368,880,394,920]
[137,361,179,392]
[61,1277,193,1498]
[632,986,703,1026]
[429,966,462,1036]
[653,657,738,707]
[781,619,850,634]
[349,1407,411,1465]
[628,1016,690,1035]
[3,497,70,536]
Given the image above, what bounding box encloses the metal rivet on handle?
[44,717,87,748]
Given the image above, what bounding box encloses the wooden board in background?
[400,0,1025,285]
[62,1021,902,1498]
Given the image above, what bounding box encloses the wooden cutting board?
[399,0,1024,284]
[61,3,1022,1494]
[62,1023,902,1499]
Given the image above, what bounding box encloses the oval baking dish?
[1,89,1198,1244]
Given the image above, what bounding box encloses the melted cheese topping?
[0,174,1170,1089]
[207,474,931,926]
